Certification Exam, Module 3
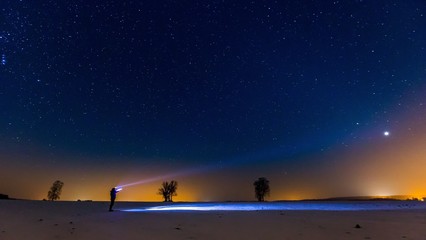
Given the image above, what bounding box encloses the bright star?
[383,131,390,136]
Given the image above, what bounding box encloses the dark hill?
[0,193,9,199]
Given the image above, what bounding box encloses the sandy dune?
[1,200,426,240]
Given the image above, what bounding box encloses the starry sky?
[1,1,426,201]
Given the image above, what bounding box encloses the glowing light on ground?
[120,202,425,212]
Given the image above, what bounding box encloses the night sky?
[1,1,426,201]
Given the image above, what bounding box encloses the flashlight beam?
[116,133,339,189]
[116,166,208,189]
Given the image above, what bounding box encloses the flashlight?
[116,187,123,192]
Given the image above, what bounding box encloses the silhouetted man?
[109,187,117,212]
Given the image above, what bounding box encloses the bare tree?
[47,180,64,201]
[158,182,169,201]
[253,177,270,202]
[158,180,178,202]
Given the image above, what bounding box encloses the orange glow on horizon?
[1,100,426,202]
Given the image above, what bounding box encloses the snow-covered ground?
[121,201,426,212]
[1,200,426,240]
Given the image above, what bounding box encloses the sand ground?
[1,200,426,240]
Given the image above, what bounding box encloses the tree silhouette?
[47,180,64,201]
[158,180,178,202]
[253,177,270,202]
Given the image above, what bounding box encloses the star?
[383,131,390,136]
[1,54,6,65]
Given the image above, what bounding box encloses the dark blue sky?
[1,1,426,200]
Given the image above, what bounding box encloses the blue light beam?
[121,202,422,212]
[116,131,346,189]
